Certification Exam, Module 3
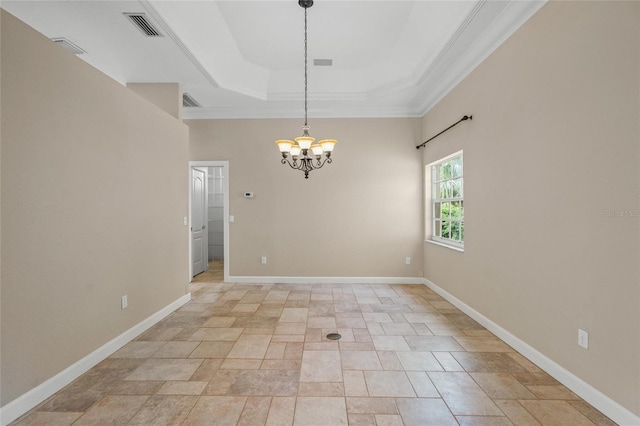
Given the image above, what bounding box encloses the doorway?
[189,161,229,282]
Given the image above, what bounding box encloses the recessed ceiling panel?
[0,0,546,118]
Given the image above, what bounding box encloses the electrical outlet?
[578,328,588,349]
[405,257,411,265]
[261,256,267,265]
[121,295,128,310]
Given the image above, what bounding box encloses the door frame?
[188,161,230,282]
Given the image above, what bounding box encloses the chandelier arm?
[281,158,294,169]
[314,157,329,169]
[301,157,316,171]
[281,157,303,171]
[303,158,313,173]
[281,157,294,169]
[282,153,332,174]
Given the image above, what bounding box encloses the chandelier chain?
[274,0,337,179]
[304,6,308,127]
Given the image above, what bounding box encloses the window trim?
[425,150,464,251]
[425,238,464,252]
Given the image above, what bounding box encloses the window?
[429,152,463,249]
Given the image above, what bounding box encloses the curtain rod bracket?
[416,115,472,149]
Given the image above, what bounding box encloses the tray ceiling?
[1,0,546,119]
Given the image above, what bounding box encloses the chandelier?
[275,0,337,179]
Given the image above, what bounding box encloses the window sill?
[425,239,464,253]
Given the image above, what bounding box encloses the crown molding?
[183,105,421,120]
[413,0,547,116]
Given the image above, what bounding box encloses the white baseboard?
[4,278,637,426]
[422,277,640,426]
[0,293,192,426]
[228,276,425,285]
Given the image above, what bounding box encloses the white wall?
[208,166,225,260]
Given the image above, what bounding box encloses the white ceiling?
[1,0,546,119]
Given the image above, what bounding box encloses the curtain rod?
[416,115,472,150]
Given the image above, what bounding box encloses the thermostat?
[244,192,254,198]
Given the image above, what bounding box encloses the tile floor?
[191,259,224,284]
[13,263,616,425]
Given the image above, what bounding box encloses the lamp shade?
[295,136,315,150]
[319,139,337,152]
[275,140,294,153]
[290,145,302,157]
[310,144,323,156]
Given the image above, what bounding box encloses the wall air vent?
[51,38,86,55]
[314,59,333,66]
[124,13,163,37]
[183,93,201,108]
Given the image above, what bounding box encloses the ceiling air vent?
[183,93,201,108]
[124,13,163,37]
[51,38,86,55]
[314,59,333,67]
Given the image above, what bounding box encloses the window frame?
[426,151,464,251]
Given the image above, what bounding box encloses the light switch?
[229,215,235,223]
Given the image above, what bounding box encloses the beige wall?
[0,10,189,405]
[422,1,639,416]
[127,83,183,120]
[187,118,424,278]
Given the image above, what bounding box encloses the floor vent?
[124,13,163,37]
[183,93,201,108]
[51,38,86,55]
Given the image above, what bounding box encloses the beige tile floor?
[13,261,616,425]
[192,259,224,284]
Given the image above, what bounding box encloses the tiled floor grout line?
[12,268,618,425]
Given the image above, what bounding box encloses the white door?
[189,161,229,283]
[191,167,208,276]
